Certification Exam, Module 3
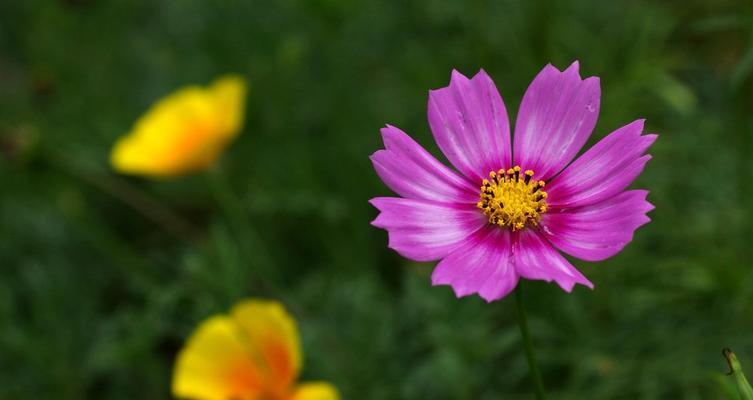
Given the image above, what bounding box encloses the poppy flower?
[172,299,339,400]
[370,62,655,302]
[111,75,246,177]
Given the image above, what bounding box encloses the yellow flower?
[172,299,340,400]
[110,75,247,177]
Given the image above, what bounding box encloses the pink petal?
[370,197,486,262]
[428,69,512,183]
[513,61,600,180]
[547,119,657,208]
[370,125,478,203]
[513,229,594,292]
[431,228,519,302]
[540,190,654,262]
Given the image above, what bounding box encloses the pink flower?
[369,62,656,302]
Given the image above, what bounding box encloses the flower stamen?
[476,166,548,231]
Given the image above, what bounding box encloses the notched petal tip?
[480,295,496,304]
[428,281,471,300]
[558,60,601,83]
[632,122,659,149]
[450,285,473,299]
[564,61,599,83]
[542,62,558,73]
[559,275,595,292]
[585,75,601,86]
[368,217,381,228]
[643,133,659,148]
[367,151,380,164]
[632,189,650,200]
[378,124,403,148]
[449,69,471,83]
[559,280,576,293]
[367,198,389,215]
[368,213,386,230]
[640,194,656,214]
[379,124,399,137]
[565,60,581,74]
[539,272,594,293]
[475,67,490,76]
[471,68,494,83]
[431,69,476,93]
[572,275,595,291]
[478,287,511,303]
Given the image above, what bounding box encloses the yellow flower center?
[476,166,548,231]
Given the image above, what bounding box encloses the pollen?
[476,166,548,231]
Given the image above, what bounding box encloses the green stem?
[514,283,546,400]
[724,348,753,400]
[41,144,200,243]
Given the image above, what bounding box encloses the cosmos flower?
[370,62,655,302]
[110,75,246,177]
[172,299,339,400]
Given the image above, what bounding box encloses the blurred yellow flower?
[172,299,340,400]
[110,75,246,177]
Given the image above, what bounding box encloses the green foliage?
[1,0,753,398]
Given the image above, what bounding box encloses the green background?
[1,0,752,398]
